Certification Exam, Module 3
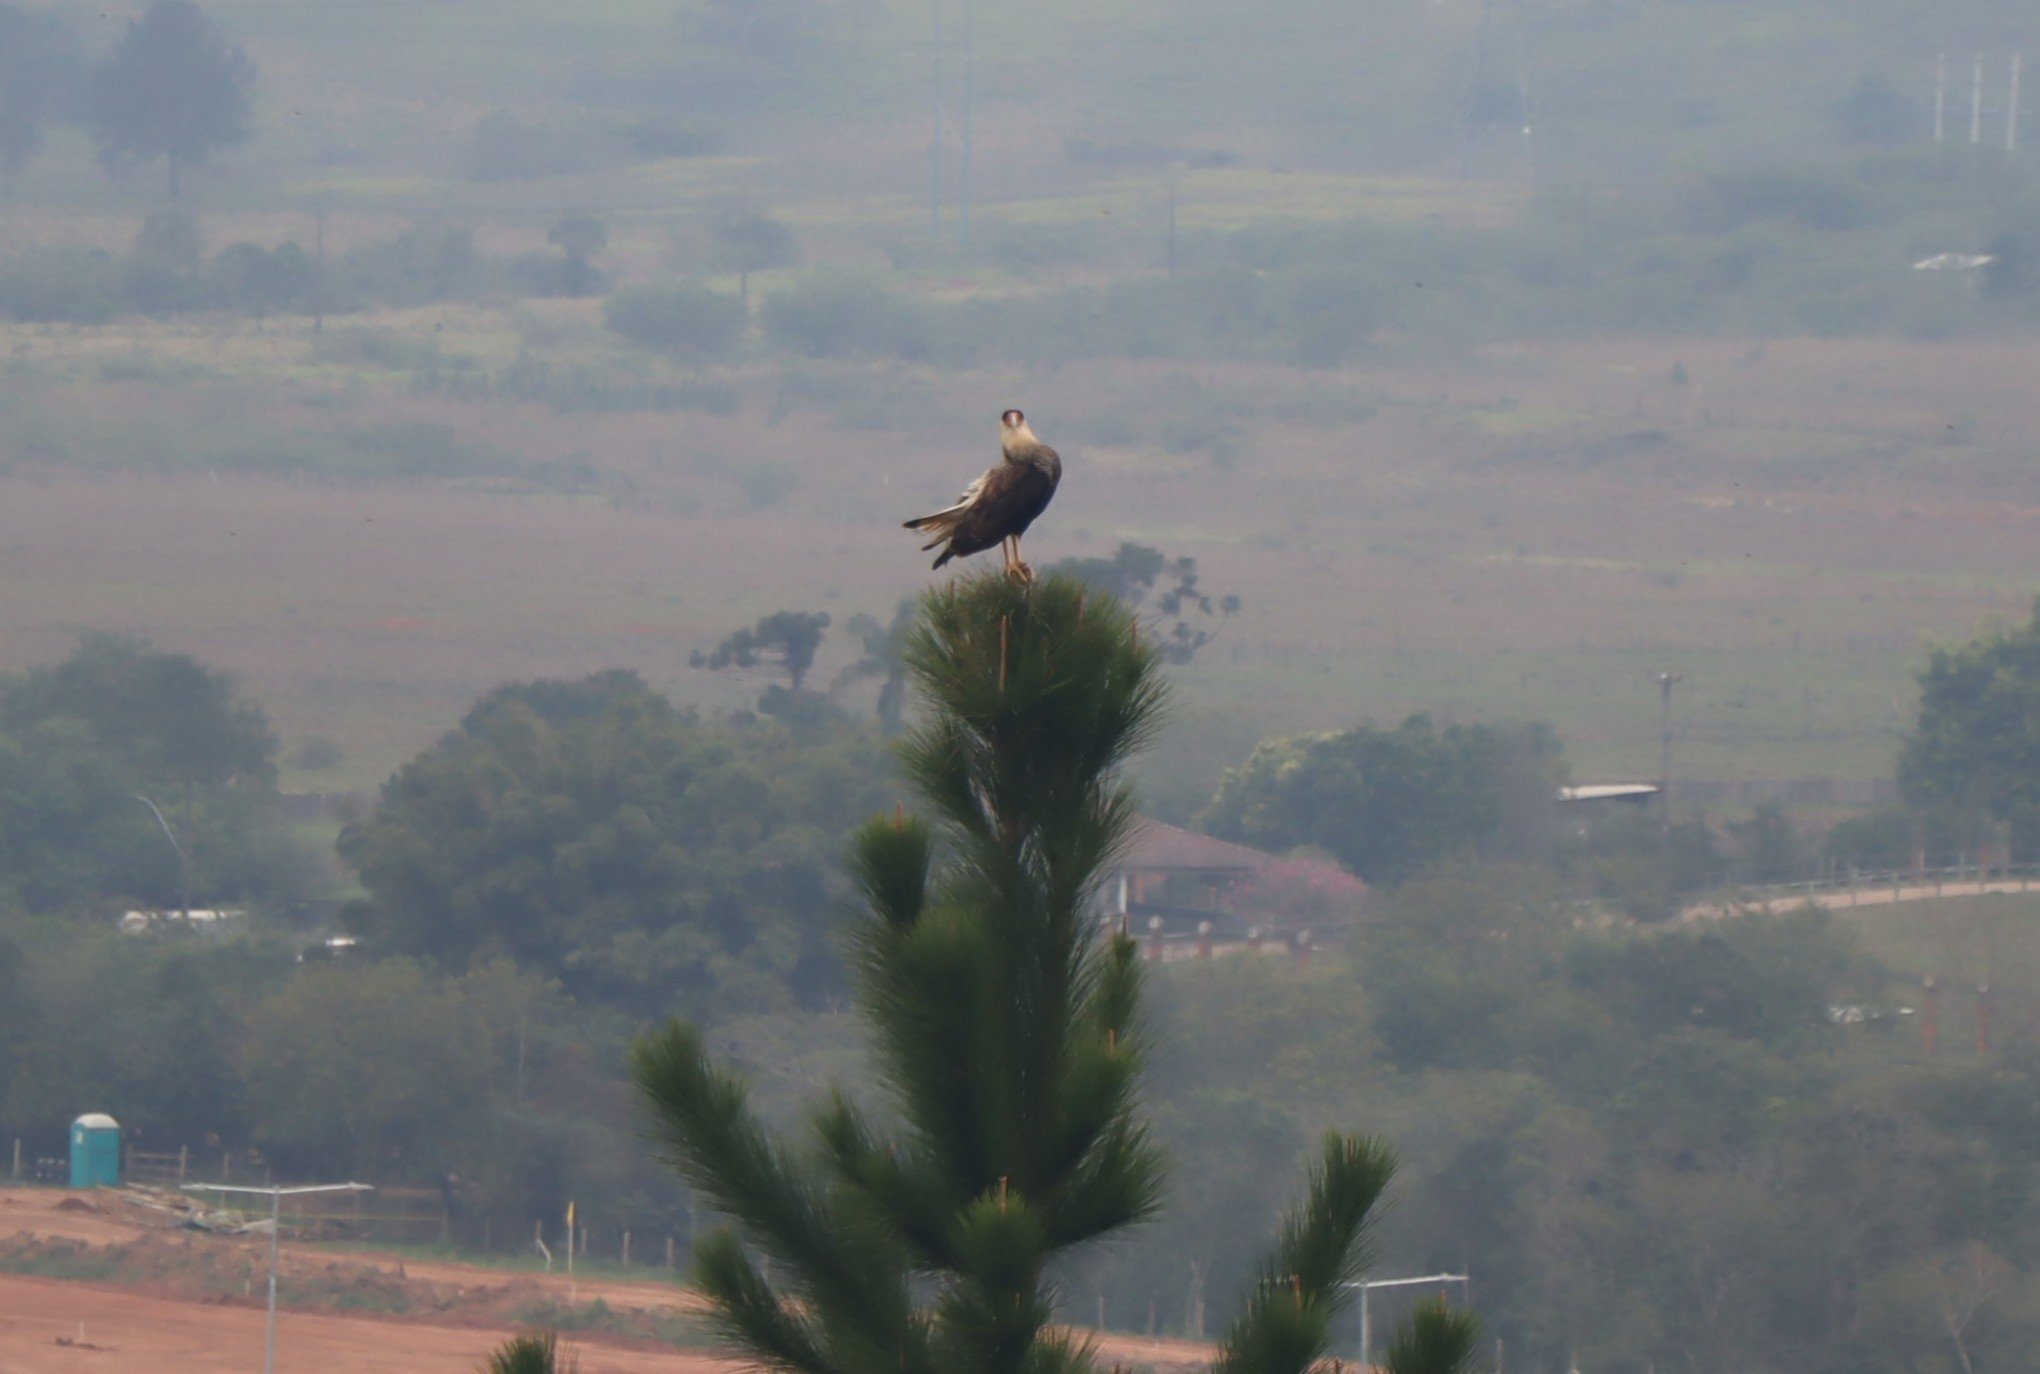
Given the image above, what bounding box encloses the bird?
[904,409,1063,582]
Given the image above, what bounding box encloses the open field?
[5,318,2037,805]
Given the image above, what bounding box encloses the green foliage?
[604,282,747,360]
[0,634,310,914]
[483,1330,579,1374]
[693,611,833,692]
[1383,1300,1483,1374]
[239,959,498,1177]
[1045,544,1241,665]
[637,575,1171,1374]
[541,215,608,297]
[704,208,800,283]
[339,669,891,1015]
[1213,1133,1397,1374]
[1200,715,1567,886]
[760,271,933,360]
[1900,597,2040,847]
[90,0,255,198]
[833,599,915,732]
[1566,910,1860,1049]
[637,575,1446,1374]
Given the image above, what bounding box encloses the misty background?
[4,0,2040,1369]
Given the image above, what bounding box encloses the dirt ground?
[0,1189,1213,1372]
[0,1273,716,1374]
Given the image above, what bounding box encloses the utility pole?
[312,203,327,336]
[1972,52,1985,146]
[1935,53,1948,144]
[183,1183,371,1374]
[1345,1273,1470,1367]
[1654,673,1683,832]
[959,0,973,244]
[2008,54,2023,153]
[1165,182,1178,276]
[928,0,943,237]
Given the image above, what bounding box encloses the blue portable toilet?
[68,1113,121,1189]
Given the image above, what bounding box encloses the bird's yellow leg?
[1012,536,1035,584]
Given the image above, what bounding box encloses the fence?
[1683,861,2040,920]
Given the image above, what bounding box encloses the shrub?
[602,282,746,360]
[758,271,932,359]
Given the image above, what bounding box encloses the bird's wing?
[904,467,996,528]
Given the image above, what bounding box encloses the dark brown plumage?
[903,409,1063,581]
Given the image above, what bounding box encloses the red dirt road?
[0,1273,718,1374]
[0,1190,1213,1371]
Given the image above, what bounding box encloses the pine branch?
[1383,1300,1484,1374]
[632,1022,920,1368]
[1212,1133,1398,1374]
[483,1330,578,1374]
[692,1229,839,1374]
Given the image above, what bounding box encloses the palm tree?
[634,572,1477,1374]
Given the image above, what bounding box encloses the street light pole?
[1344,1272,1470,1367]
[183,1182,372,1374]
[133,793,190,921]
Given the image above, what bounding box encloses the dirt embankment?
[0,1188,1212,1372]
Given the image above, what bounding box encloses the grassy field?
[3,308,2036,808]
[3,0,2036,811]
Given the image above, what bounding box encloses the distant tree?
[1900,597,2040,859]
[3,633,277,810]
[832,598,914,731]
[603,282,746,360]
[1836,74,1922,147]
[704,207,798,306]
[338,670,891,1014]
[1046,542,1240,664]
[0,3,80,180]
[124,206,209,314]
[759,271,932,360]
[90,1,256,199]
[692,610,832,691]
[1200,713,1567,885]
[1725,801,1805,885]
[239,960,497,1178]
[0,636,309,913]
[545,214,607,296]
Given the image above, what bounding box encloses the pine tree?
[634,572,1477,1374]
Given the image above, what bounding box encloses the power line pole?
[1935,53,1948,144]
[2008,53,2023,153]
[1655,673,1684,831]
[928,0,943,237]
[959,0,973,244]
[1345,1273,1471,1366]
[1972,52,1985,146]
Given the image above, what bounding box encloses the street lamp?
[133,794,190,922]
[1344,1271,1470,1366]
[183,1181,373,1374]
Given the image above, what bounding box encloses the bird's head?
[1000,408,1036,452]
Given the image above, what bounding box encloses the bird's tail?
[903,503,966,532]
